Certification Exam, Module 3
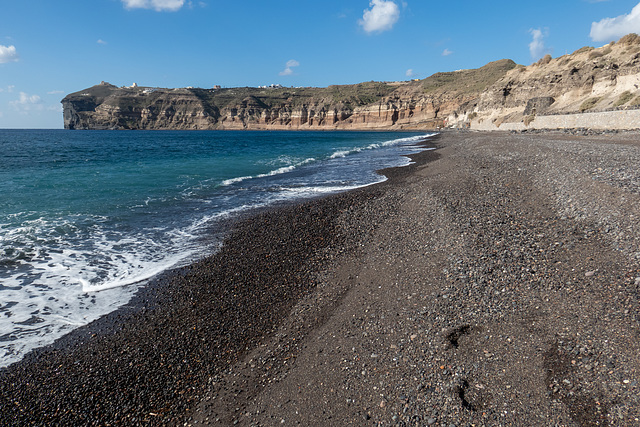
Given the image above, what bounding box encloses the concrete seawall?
[472,109,640,131]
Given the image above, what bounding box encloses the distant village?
[93,79,420,94]
[120,82,285,91]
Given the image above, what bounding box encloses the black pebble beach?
[2,131,640,426]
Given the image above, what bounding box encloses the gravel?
[1,131,639,426]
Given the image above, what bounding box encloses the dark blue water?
[0,129,435,367]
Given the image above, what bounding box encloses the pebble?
[4,131,640,426]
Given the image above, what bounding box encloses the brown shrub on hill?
[589,47,612,59]
[573,46,594,55]
[580,97,601,112]
[536,54,552,66]
[619,33,640,45]
[614,91,634,107]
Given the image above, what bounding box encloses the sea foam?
[0,130,437,368]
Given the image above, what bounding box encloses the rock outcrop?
[61,61,516,130]
[468,34,640,130]
[62,34,640,131]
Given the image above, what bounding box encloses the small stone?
[585,271,596,277]
[428,418,437,425]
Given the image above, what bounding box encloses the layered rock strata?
[61,60,516,130]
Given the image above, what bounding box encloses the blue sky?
[2,0,640,128]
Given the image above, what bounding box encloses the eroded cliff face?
[466,34,640,129]
[62,85,216,130]
[62,34,640,131]
[61,60,517,131]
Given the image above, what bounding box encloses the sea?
[0,129,436,368]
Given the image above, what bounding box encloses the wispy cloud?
[10,92,43,112]
[529,28,549,61]
[97,39,108,45]
[279,59,300,76]
[406,69,415,77]
[47,90,65,95]
[442,48,453,56]
[0,45,19,64]
[591,2,640,42]
[359,0,400,34]
[122,0,185,12]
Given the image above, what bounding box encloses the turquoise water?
[0,130,435,367]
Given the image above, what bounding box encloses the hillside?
[62,34,640,131]
[471,33,640,130]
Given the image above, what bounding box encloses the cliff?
[61,60,516,131]
[469,33,640,130]
[62,34,640,131]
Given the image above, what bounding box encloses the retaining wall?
[471,109,640,131]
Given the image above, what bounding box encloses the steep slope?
[62,84,215,130]
[466,34,640,130]
[61,60,517,130]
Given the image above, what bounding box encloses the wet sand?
[2,131,640,426]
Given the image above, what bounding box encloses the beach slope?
[1,131,639,426]
[193,131,640,426]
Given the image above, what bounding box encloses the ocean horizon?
[0,129,435,368]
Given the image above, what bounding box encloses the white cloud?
[97,39,108,45]
[0,45,19,64]
[442,48,453,56]
[47,90,65,95]
[359,0,400,34]
[591,2,640,42]
[279,59,300,76]
[10,92,43,112]
[529,28,547,60]
[7,85,15,93]
[406,69,415,77]
[122,0,185,11]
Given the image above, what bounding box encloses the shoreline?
[0,135,440,425]
[2,131,640,425]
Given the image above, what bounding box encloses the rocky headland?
[62,34,640,131]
